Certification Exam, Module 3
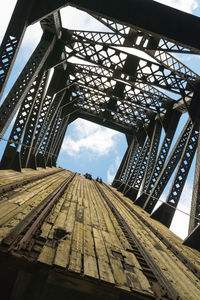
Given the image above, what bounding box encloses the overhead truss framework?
[0,0,200,248]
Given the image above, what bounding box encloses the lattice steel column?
[0,70,45,171]
[112,138,136,188]
[51,116,70,166]
[36,91,66,167]
[0,32,56,139]
[20,70,51,168]
[189,130,200,233]
[117,139,138,192]
[33,71,69,166]
[151,123,198,227]
[143,118,193,214]
[45,111,63,167]
[0,0,35,98]
[135,110,181,207]
[124,138,150,199]
[141,123,162,191]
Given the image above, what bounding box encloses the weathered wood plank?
[68,250,82,273]
[71,221,83,253]
[54,238,71,268]
[83,226,95,257]
[93,228,109,262]
[98,259,115,284]
[38,245,55,265]
[84,254,99,279]
[109,257,129,290]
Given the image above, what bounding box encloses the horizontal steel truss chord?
[26,0,200,55]
[63,34,193,95]
[151,123,199,228]
[70,28,199,84]
[70,85,152,128]
[92,16,199,54]
[72,63,173,106]
[68,65,168,116]
[61,42,187,98]
[0,32,56,139]
[143,118,194,214]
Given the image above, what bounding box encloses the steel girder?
[143,119,194,213]
[20,70,51,168]
[28,0,200,53]
[0,32,56,139]
[189,135,200,233]
[151,122,199,228]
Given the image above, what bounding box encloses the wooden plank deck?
[1,170,200,299]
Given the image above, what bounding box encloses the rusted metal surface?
[94,181,174,299]
[95,181,200,299]
[0,168,63,195]
[104,183,200,280]
[3,172,76,249]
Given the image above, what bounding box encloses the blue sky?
[1,0,200,238]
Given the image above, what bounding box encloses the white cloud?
[0,1,42,47]
[155,0,198,13]
[0,0,17,43]
[107,156,121,183]
[150,180,193,239]
[61,119,120,157]
[170,181,192,239]
[61,6,109,32]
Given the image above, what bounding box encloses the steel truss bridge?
[0,0,200,250]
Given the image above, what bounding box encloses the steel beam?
[189,131,200,233]
[0,70,45,171]
[0,32,56,139]
[29,0,200,53]
[143,119,193,214]
[20,71,51,168]
[0,0,35,98]
[151,123,198,227]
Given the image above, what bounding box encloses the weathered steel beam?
[29,0,200,52]
[189,132,200,233]
[143,118,193,214]
[0,32,56,139]
[0,0,35,98]
[151,123,198,228]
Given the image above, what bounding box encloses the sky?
[0,0,200,239]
